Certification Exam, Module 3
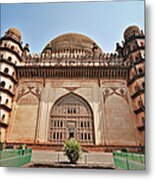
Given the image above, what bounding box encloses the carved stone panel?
[105,94,137,146]
[9,93,39,142]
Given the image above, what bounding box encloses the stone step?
[32,150,115,167]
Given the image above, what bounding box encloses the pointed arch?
[49,93,95,145]
[18,93,38,105]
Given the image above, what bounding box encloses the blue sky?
[1,0,144,53]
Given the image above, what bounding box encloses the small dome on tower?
[124,25,140,40]
[5,27,22,42]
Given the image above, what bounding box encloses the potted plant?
[64,138,82,164]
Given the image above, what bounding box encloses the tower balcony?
[123,45,145,60]
[0,119,9,128]
[134,105,145,114]
[0,36,23,51]
[128,72,145,85]
[0,104,12,112]
[0,87,14,97]
[124,33,145,45]
[128,45,145,54]
[131,88,144,99]
[0,58,17,68]
[0,72,18,84]
[137,124,145,131]
[134,56,145,65]
[0,47,22,62]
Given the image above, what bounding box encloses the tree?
[64,138,82,164]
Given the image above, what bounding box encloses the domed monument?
[0,25,145,152]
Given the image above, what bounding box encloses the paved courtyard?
[31,150,115,168]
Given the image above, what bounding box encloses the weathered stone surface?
[105,94,137,146]
[7,93,39,142]
[7,78,140,148]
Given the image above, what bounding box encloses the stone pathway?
[32,150,115,169]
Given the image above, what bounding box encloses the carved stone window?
[11,46,14,50]
[8,56,12,61]
[138,100,143,107]
[0,81,6,88]
[139,67,143,74]
[4,67,9,74]
[2,114,5,120]
[135,85,139,92]
[0,54,4,59]
[5,99,9,105]
[142,82,145,89]
[140,41,144,47]
[49,93,94,145]
[141,117,145,123]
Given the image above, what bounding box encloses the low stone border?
[23,162,115,169]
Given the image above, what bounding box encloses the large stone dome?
[42,33,103,54]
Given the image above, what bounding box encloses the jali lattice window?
[49,93,95,145]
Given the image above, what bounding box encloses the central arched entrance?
[49,93,95,145]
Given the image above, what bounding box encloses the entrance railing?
[0,148,32,167]
[113,151,145,170]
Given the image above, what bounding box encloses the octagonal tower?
[0,28,23,142]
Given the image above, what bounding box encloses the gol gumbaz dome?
[42,33,103,55]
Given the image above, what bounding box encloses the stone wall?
[7,80,42,143]
[100,79,139,146]
[7,78,140,148]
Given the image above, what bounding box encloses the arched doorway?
[49,93,95,145]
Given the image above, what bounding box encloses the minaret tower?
[122,25,145,147]
[0,28,23,143]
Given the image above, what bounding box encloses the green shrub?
[64,138,82,164]
[121,147,128,153]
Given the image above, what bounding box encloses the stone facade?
[0,26,145,151]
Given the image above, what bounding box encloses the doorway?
[69,132,74,139]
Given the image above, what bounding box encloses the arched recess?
[105,93,137,146]
[10,93,39,142]
[49,93,95,145]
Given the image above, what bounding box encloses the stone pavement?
[32,150,115,168]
